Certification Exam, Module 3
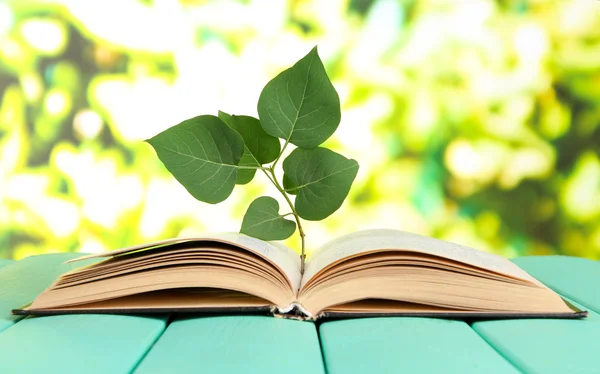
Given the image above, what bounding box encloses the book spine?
[272,302,315,321]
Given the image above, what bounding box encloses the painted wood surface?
[136,315,324,374]
[0,314,167,373]
[319,317,519,374]
[471,257,600,374]
[0,259,13,270]
[0,253,87,333]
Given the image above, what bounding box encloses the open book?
[14,229,585,320]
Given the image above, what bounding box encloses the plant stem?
[238,165,270,171]
[265,166,306,274]
[271,139,289,172]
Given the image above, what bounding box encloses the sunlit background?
[1,0,599,261]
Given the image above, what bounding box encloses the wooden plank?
[319,317,518,374]
[0,253,92,333]
[0,314,167,373]
[0,253,169,373]
[135,316,325,374]
[512,256,600,313]
[472,256,600,374]
[473,300,599,374]
[0,259,13,270]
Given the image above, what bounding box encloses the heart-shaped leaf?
[146,115,245,204]
[283,147,359,220]
[218,111,281,184]
[240,196,296,240]
[283,174,298,195]
[257,46,340,149]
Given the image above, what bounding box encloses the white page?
[301,229,541,289]
[69,232,302,292]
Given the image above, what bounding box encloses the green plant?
[146,47,359,273]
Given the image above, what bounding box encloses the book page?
[69,232,302,292]
[301,229,541,289]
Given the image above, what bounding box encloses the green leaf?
[218,111,254,185]
[240,196,296,240]
[146,115,245,204]
[283,147,359,221]
[218,111,281,185]
[283,174,298,195]
[257,46,341,149]
[233,153,257,185]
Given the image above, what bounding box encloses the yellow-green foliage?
[0,0,599,260]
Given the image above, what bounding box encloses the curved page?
[69,233,302,292]
[301,229,542,289]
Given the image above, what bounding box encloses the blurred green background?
[0,0,599,260]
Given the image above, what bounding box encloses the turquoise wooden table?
[0,254,598,373]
